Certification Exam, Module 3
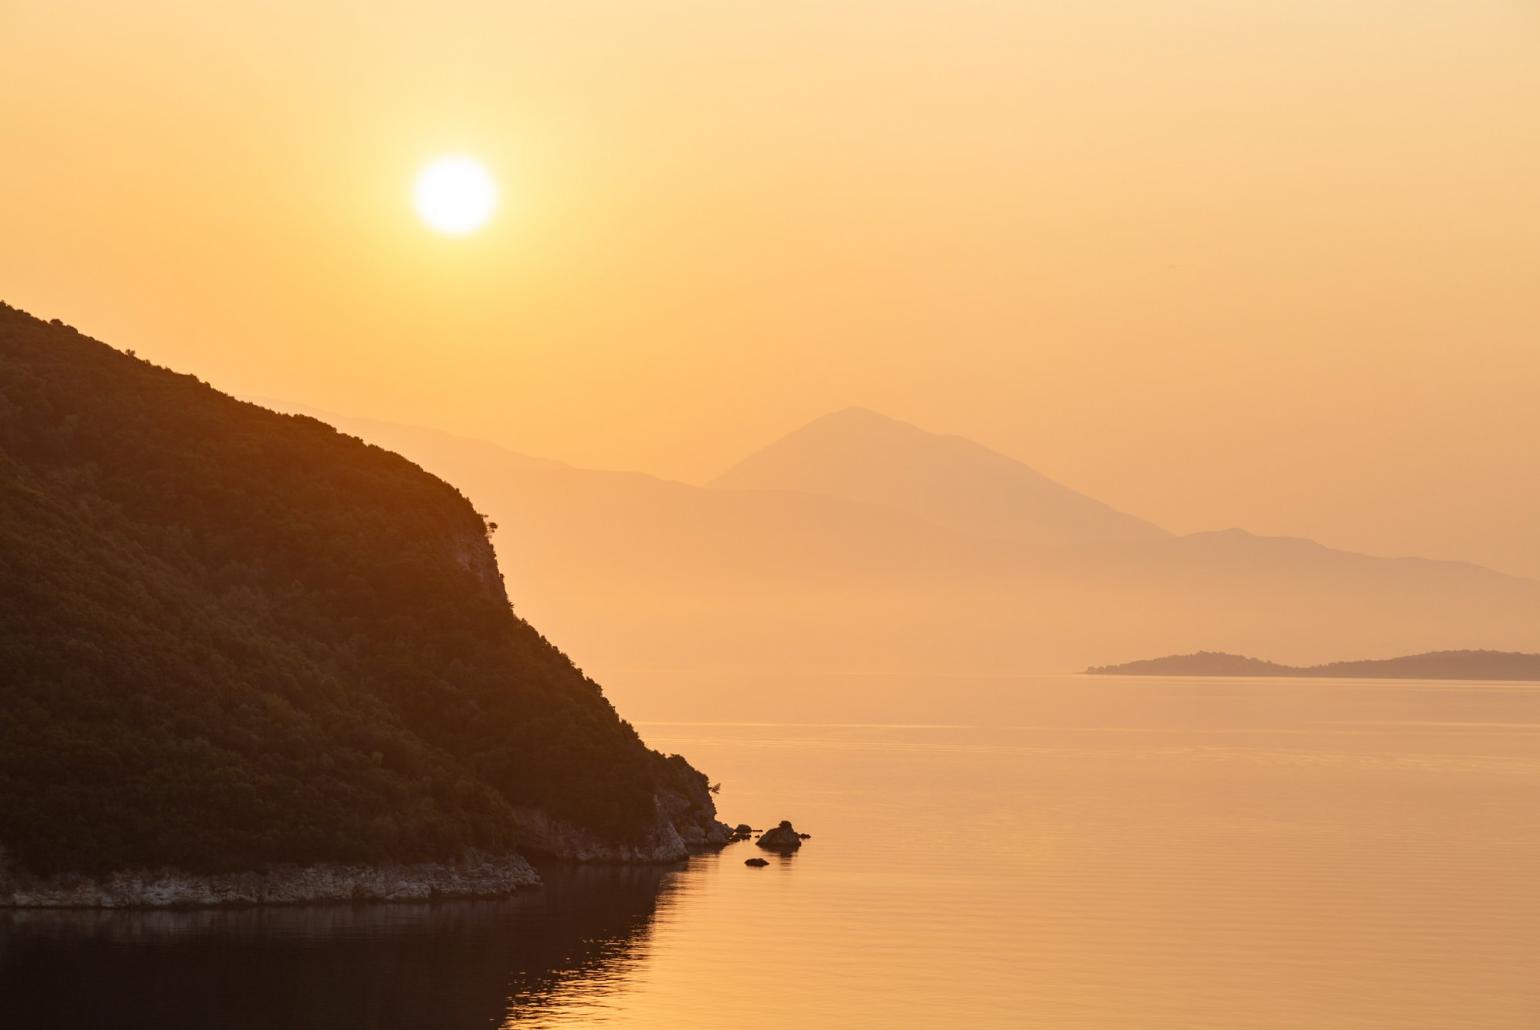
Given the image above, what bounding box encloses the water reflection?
[10,681,1540,1029]
[0,863,681,1030]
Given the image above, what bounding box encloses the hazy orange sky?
[4,2,1538,576]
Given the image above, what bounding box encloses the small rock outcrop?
[744,857,770,867]
[756,820,804,851]
[654,755,737,851]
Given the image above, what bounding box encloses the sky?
[4,1,1539,577]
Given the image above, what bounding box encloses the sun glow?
[413,156,498,235]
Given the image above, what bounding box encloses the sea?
[3,675,1538,1028]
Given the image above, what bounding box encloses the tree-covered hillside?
[0,303,695,877]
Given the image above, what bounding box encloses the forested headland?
[0,302,718,883]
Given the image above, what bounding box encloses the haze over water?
[6,675,1538,1028]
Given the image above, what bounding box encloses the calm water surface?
[4,676,1539,1028]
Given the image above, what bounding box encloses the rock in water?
[744,858,770,867]
[756,820,804,850]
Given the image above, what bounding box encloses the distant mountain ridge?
[1087,650,1540,681]
[252,402,1540,712]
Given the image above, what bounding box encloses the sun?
[413,156,498,235]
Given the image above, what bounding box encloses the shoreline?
[0,806,740,910]
[0,850,542,910]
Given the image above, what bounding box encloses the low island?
[1087,649,1540,681]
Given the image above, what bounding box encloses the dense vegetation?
[0,303,683,876]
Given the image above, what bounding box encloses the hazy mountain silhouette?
[710,406,1167,546]
[264,405,1540,717]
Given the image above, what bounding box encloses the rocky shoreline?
[0,849,540,909]
[0,783,750,908]
[0,816,799,907]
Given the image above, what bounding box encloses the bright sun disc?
[413,156,497,235]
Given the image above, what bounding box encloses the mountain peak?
[823,404,890,422]
[788,406,934,439]
[711,408,1167,546]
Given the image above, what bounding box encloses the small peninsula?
[1087,649,1540,681]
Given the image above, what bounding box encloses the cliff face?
[510,755,733,863]
[0,302,722,902]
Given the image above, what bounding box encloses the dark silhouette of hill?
[710,406,1167,546]
[0,303,716,879]
[1088,649,1540,680]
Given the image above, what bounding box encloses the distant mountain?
[709,406,1167,546]
[277,406,1540,718]
[1088,649,1540,681]
[0,303,724,895]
